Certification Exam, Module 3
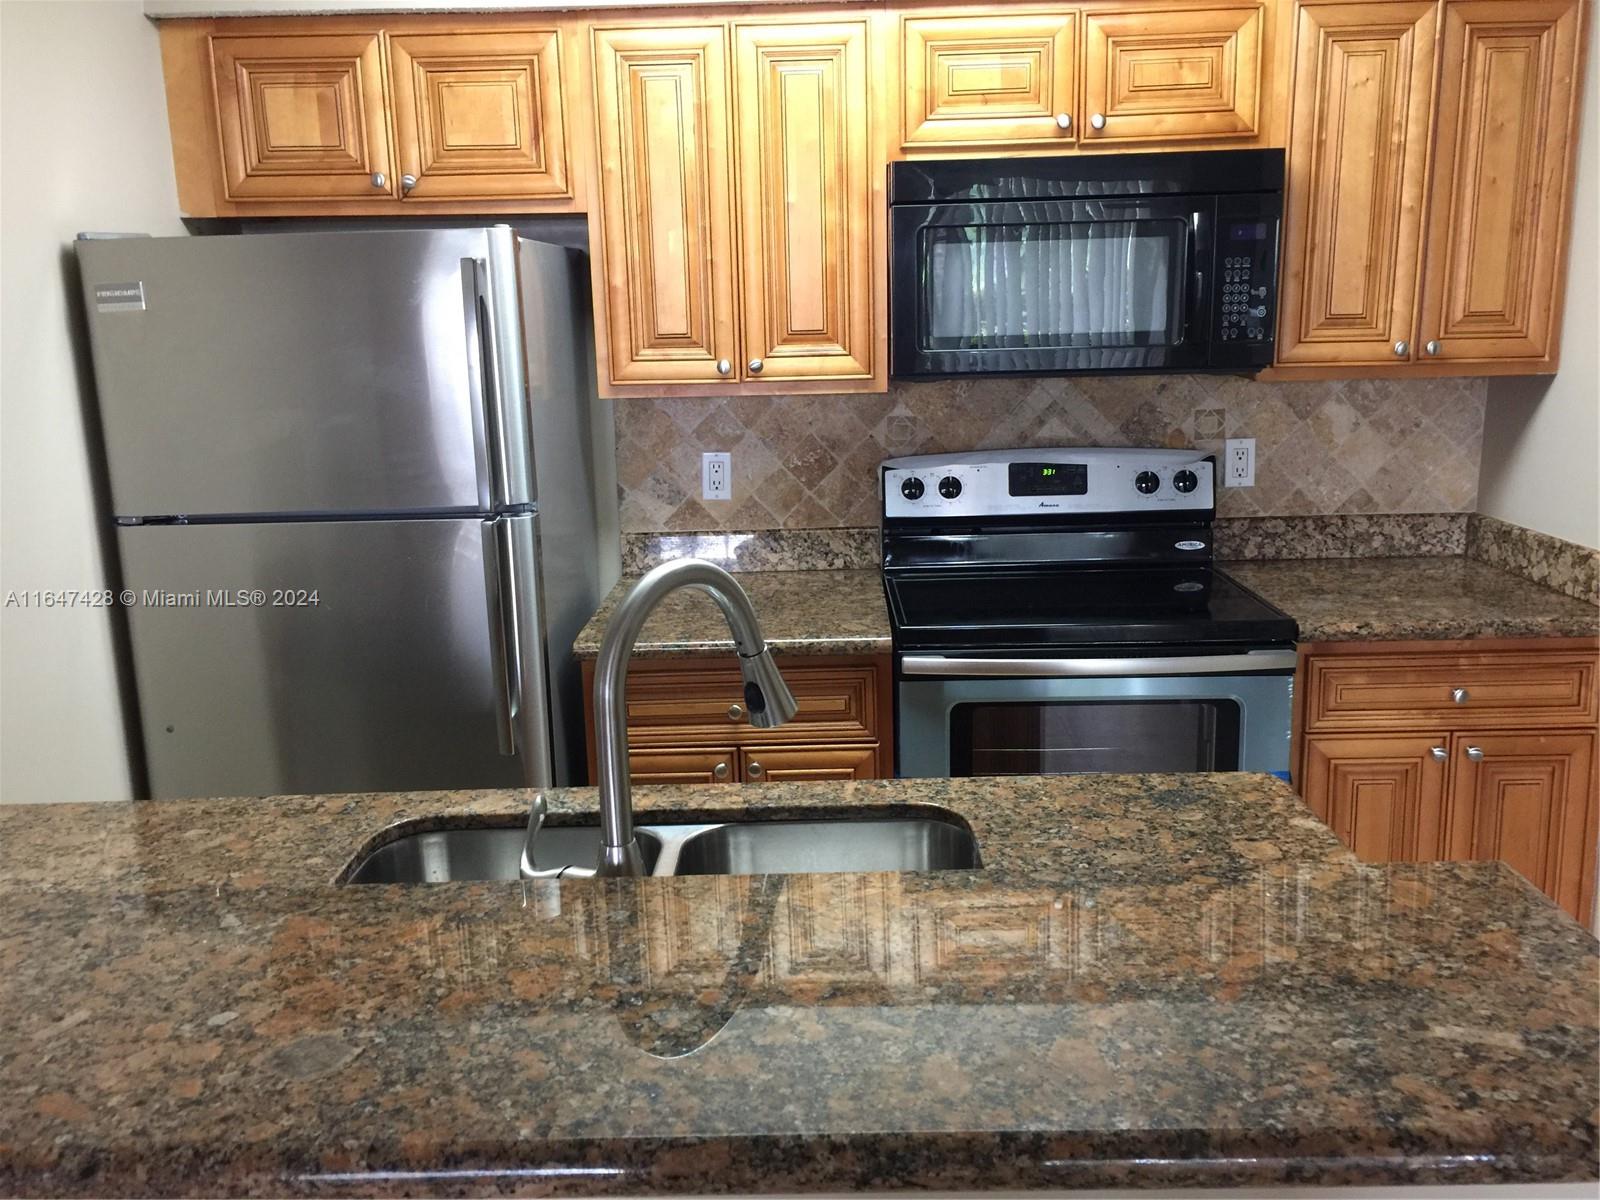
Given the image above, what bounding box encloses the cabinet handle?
[1394,340,1409,357]
[370,172,387,189]
[1090,113,1106,130]
[747,358,764,374]
[401,173,417,192]
[716,358,732,377]
[712,760,730,781]
[1055,112,1073,130]
[1425,340,1441,356]
[1452,687,1469,704]
[747,760,764,779]
[1430,746,1448,761]
[1465,745,1485,762]
[727,703,744,722]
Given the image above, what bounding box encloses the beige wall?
[0,0,182,803]
[1478,14,1600,552]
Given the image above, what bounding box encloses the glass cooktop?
[885,565,1298,652]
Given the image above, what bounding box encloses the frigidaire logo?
[94,282,146,312]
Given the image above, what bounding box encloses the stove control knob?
[938,475,963,500]
[1172,469,1199,494]
[1135,470,1161,495]
[899,476,925,501]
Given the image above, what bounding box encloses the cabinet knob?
[1452,687,1469,704]
[747,358,764,374]
[1425,340,1441,356]
[1465,745,1485,762]
[370,172,387,189]
[1394,340,1409,357]
[1090,113,1106,130]
[746,760,764,779]
[716,358,732,376]
[1430,746,1448,761]
[712,760,730,781]
[727,703,744,722]
[1055,112,1073,130]
[401,173,417,192]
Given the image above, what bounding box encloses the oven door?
[891,196,1213,377]
[896,652,1294,779]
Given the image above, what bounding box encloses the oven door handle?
[901,651,1298,678]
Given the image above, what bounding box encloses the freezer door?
[77,228,531,517]
[118,518,543,799]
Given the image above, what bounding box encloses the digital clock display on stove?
[1008,462,1088,497]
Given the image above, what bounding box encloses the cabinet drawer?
[628,747,735,785]
[622,663,880,745]
[741,744,880,783]
[1303,651,1599,731]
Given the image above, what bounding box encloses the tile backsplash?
[614,376,1486,533]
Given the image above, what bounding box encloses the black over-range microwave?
[889,149,1284,378]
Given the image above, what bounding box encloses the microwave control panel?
[1215,217,1276,348]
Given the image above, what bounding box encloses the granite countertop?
[574,557,1595,659]
[573,568,890,659]
[3,776,1597,1197]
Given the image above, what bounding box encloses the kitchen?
[2,0,1597,1195]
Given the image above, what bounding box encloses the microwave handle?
[1186,216,1205,346]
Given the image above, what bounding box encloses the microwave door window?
[922,220,1186,351]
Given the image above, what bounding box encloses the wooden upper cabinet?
[1417,0,1584,367]
[388,29,570,201]
[733,20,874,383]
[1276,1,1438,366]
[589,26,739,386]
[1080,3,1265,142]
[1444,731,1597,922]
[209,32,393,201]
[1302,733,1450,861]
[900,11,1079,149]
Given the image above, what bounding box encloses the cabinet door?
[733,20,874,382]
[388,29,570,201]
[1301,733,1450,861]
[1275,2,1438,365]
[628,747,736,785]
[900,11,1078,149]
[590,26,738,386]
[1417,0,1583,365]
[741,744,880,783]
[1445,731,1597,921]
[1081,3,1264,142]
[209,32,393,201]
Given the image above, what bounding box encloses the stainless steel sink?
[345,826,662,884]
[669,819,979,876]
[344,817,977,884]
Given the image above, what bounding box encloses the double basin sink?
[346,817,980,885]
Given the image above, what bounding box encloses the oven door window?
[920,218,1190,351]
[949,700,1241,776]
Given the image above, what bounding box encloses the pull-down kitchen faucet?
[589,559,798,876]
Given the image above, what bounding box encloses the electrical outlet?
[1224,438,1255,487]
[702,452,732,501]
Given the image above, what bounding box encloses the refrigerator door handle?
[480,518,519,755]
[464,257,513,510]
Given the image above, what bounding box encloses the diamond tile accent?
[612,377,1487,532]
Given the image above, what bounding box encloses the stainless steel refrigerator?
[76,227,618,800]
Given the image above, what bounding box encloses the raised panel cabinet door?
[1081,3,1265,142]
[1301,733,1450,861]
[900,11,1078,149]
[733,21,874,382]
[1418,0,1583,365]
[387,29,571,201]
[628,747,737,784]
[1445,731,1597,922]
[209,32,393,201]
[740,744,880,783]
[590,26,738,385]
[1275,2,1438,365]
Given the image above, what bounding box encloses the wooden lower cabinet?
[741,744,878,783]
[1296,638,1600,926]
[628,747,735,784]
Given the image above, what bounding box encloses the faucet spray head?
[738,648,798,728]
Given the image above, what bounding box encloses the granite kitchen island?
[2,774,1596,1196]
